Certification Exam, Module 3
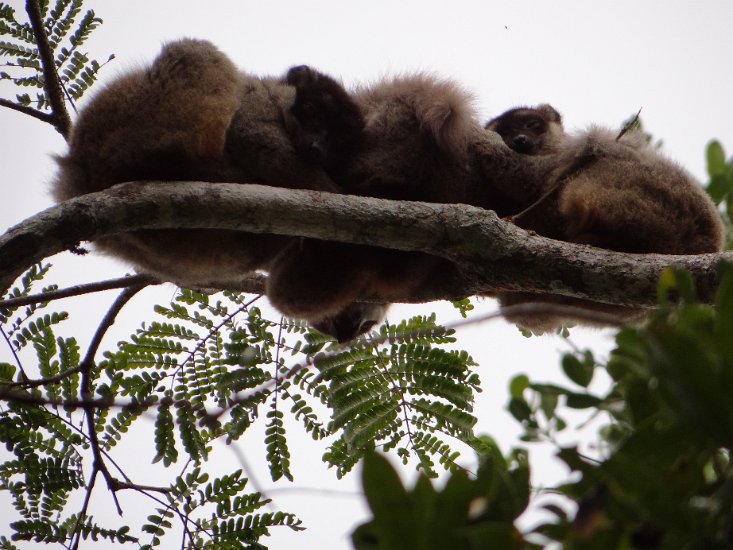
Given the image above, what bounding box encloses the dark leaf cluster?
[352,441,531,550]
[505,266,733,548]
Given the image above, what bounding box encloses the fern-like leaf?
[0,0,109,109]
[264,409,292,481]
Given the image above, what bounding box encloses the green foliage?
[0,0,110,109]
[505,267,733,548]
[0,271,305,546]
[450,298,474,318]
[1,262,482,546]
[352,443,533,550]
[136,467,301,548]
[317,314,481,478]
[705,140,733,249]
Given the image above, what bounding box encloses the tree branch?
[0,98,56,125]
[0,273,160,310]
[0,181,729,307]
[79,284,147,521]
[25,0,72,138]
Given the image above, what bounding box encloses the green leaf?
[0,362,16,381]
[564,392,602,409]
[360,452,415,550]
[715,263,733,367]
[507,398,532,422]
[706,140,727,178]
[706,173,732,205]
[509,374,529,398]
[657,267,697,305]
[153,402,177,466]
[561,353,594,387]
[539,392,559,420]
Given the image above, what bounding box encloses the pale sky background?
[2,1,733,548]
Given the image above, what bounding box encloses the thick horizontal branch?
[0,181,729,306]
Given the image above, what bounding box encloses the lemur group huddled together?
[53,39,725,340]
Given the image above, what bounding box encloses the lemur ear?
[536,104,562,124]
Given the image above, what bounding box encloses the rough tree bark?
[0,181,728,306]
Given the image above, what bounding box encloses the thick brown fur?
[266,66,488,322]
[490,106,725,333]
[54,39,340,287]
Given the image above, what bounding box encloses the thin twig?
[25,0,72,137]
[108,480,171,494]
[617,108,643,141]
[508,153,598,227]
[79,284,147,522]
[0,274,160,310]
[443,302,637,332]
[0,326,28,381]
[0,386,154,411]
[70,469,99,550]
[80,284,147,372]
[45,404,161,491]
[0,98,56,125]
[229,443,272,510]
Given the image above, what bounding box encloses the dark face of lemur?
[485,105,562,155]
[311,302,387,343]
[286,65,365,165]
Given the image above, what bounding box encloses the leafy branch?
[0,0,110,137]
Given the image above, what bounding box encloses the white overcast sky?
[2,1,733,549]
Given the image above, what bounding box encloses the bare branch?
[25,0,72,137]
[0,273,160,310]
[70,468,99,550]
[0,181,729,309]
[0,98,56,125]
[79,284,148,378]
[446,302,644,331]
[108,480,171,494]
[79,284,147,519]
[0,385,153,411]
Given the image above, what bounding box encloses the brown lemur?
[484,104,725,333]
[53,41,551,342]
[265,65,554,330]
[53,39,342,288]
[55,42,724,338]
